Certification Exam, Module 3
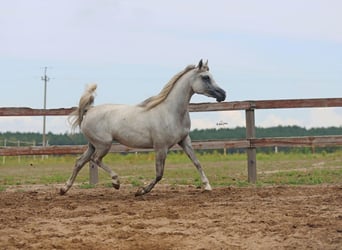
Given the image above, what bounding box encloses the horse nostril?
[217,90,226,102]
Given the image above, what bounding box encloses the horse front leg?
[178,135,212,191]
[135,148,167,196]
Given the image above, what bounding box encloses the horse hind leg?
[92,146,120,190]
[60,143,95,195]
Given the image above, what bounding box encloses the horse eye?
[201,75,210,82]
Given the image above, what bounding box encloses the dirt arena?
[0,184,341,249]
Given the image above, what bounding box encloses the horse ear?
[197,59,203,69]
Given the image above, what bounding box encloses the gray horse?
[60,60,226,196]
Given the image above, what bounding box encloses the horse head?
[191,59,226,102]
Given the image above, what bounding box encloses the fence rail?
[1,98,341,116]
[1,97,341,184]
[1,135,342,157]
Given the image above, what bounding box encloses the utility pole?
[41,67,50,147]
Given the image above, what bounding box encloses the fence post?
[17,140,21,163]
[245,108,257,183]
[89,161,98,185]
[2,139,6,164]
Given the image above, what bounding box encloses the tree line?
[0,125,341,146]
[190,126,342,140]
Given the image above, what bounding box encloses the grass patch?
[130,178,144,187]
[40,174,69,184]
[260,168,342,185]
[0,151,341,188]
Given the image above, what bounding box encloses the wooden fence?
[1,98,342,184]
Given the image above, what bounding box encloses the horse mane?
[138,64,196,110]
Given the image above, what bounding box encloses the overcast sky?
[0,0,341,134]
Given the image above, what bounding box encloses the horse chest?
[151,117,189,145]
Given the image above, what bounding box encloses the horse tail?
[69,84,97,131]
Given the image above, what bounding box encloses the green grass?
[259,168,342,185]
[0,151,341,189]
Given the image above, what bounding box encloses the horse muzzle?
[211,88,226,102]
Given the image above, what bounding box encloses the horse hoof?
[59,188,66,195]
[112,176,120,190]
[112,182,120,190]
[204,184,212,191]
[135,187,146,197]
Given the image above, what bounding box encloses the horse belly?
[109,114,153,148]
[114,128,153,148]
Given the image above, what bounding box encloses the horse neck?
[162,71,194,115]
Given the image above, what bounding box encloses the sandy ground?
[0,184,341,250]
